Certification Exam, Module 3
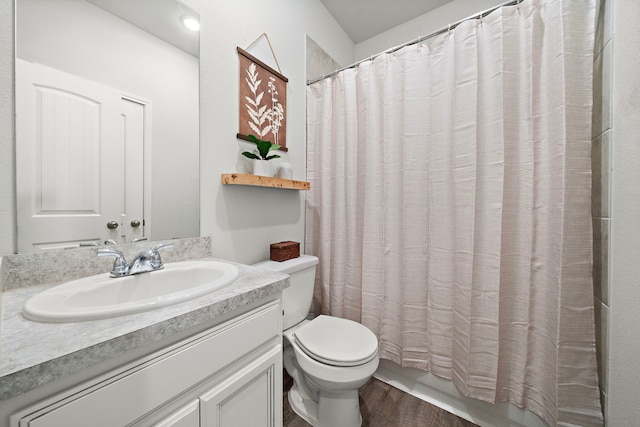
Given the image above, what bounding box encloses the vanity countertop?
[0,258,288,402]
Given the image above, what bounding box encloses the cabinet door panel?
[200,347,281,427]
[21,302,280,427]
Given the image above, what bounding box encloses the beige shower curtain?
[305,0,602,425]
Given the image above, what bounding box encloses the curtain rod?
[307,0,524,85]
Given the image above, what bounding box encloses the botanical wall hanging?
[237,46,288,151]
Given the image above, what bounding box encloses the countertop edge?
[0,260,288,402]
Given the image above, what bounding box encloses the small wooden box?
[270,241,300,262]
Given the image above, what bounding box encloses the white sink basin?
[23,260,240,323]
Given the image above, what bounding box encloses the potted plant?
[241,134,281,176]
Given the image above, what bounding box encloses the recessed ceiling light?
[181,15,200,32]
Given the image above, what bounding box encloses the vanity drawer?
[19,300,281,427]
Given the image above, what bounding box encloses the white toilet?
[254,255,379,427]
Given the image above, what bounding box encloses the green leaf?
[244,134,280,160]
[242,151,260,159]
[256,139,272,158]
[265,155,280,160]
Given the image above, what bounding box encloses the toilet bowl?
[254,255,379,427]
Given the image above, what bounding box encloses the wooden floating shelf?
[221,174,310,190]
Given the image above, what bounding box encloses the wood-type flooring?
[283,372,479,427]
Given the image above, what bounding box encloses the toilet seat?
[293,315,378,367]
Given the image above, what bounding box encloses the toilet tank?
[253,255,319,330]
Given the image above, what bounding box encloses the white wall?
[180,0,309,264]
[185,0,351,265]
[306,0,354,68]
[17,0,199,243]
[608,0,640,424]
[355,0,509,62]
[0,0,14,256]
[306,36,342,82]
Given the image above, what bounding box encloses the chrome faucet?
[97,242,174,277]
[97,248,129,277]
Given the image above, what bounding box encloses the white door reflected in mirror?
[16,60,144,252]
[15,0,200,252]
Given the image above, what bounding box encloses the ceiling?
[87,0,199,57]
[319,0,452,44]
[86,0,452,56]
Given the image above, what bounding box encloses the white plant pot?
[252,160,272,177]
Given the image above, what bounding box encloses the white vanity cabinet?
[143,345,281,427]
[153,401,200,427]
[12,300,283,427]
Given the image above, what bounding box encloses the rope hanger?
[245,32,283,74]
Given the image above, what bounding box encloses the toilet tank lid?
[253,255,319,274]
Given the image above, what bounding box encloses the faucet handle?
[148,242,174,269]
[153,242,174,251]
[97,248,128,277]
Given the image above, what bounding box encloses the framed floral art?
[237,47,288,151]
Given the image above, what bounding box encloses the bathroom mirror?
[15,0,200,253]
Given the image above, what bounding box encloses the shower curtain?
[305,0,602,426]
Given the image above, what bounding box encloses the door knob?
[131,219,141,228]
[106,220,119,230]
